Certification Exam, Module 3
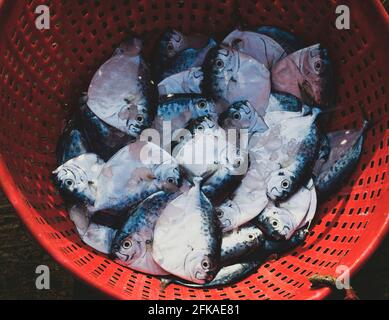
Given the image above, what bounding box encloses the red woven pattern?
[0,0,388,300]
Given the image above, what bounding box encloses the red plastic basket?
[0,0,388,300]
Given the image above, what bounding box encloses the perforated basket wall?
[0,0,388,300]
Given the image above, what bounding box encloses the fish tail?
[362,119,377,133]
[160,278,173,291]
[193,176,204,187]
[311,107,322,119]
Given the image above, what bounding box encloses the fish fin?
[193,176,203,187]
[145,173,157,181]
[201,167,217,182]
[231,38,243,50]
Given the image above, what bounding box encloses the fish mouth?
[267,187,283,201]
[171,30,183,44]
[127,123,142,136]
[271,231,285,241]
[195,271,216,283]
[221,218,232,229]
[114,251,136,263]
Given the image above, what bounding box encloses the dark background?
[0,1,388,300]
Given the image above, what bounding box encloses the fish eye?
[64,179,74,187]
[216,208,224,218]
[215,58,224,69]
[248,234,254,239]
[233,159,242,168]
[314,61,322,72]
[233,112,241,120]
[197,100,207,109]
[201,259,210,270]
[281,179,290,189]
[122,240,132,249]
[166,177,176,184]
[271,219,279,227]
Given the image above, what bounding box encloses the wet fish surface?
[153,29,217,82]
[313,122,368,198]
[250,109,321,201]
[255,26,304,54]
[202,46,271,116]
[79,102,134,161]
[219,100,268,139]
[161,261,261,289]
[53,153,105,205]
[153,178,221,284]
[271,44,334,107]
[221,225,265,266]
[158,67,203,96]
[56,117,90,165]
[111,191,178,275]
[91,141,182,212]
[172,116,248,202]
[257,180,317,240]
[153,95,219,150]
[86,37,157,137]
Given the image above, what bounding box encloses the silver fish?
[222,29,288,69]
[216,156,276,232]
[158,67,203,96]
[82,223,117,254]
[153,95,219,150]
[69,205,117,254]
[271,44,334,107]
[257,180,317,240]
[255,26,304,54]
[314,122,368,198]
[221,225,264,266]
[79,102,134,162]
[91,141,182,212]
[52,154,105,205]
[219,100,268,138]
[161,261,261,289]
[172,121,248,200]
[250,110,321,201]
[188,232,305,284]
[262,228,308,255]
[111,191,178,275]
[264,93,309,128]
[202,46,271,116]
[152,178,221,284]
[86,37,157,137]
[154,29,216,82]
[56,117,90,165]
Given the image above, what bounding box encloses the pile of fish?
[53,27,367,288]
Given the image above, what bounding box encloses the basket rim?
[0,0,388,300]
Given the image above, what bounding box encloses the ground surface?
[0,188,387,300]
